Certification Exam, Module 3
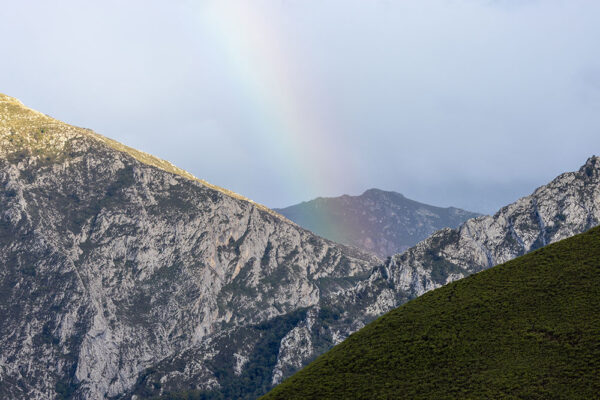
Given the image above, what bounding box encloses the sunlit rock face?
[0,94,379,399]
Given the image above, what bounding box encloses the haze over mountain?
[264,226,600,399]
[275,189,480,258]
[1,95,599,400]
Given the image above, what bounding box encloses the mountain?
[263,226,600,399]
[248,156,600,394]
[274,189,480,258]
[143,165,600,398]
[0,94,380,399]
[2,93,600,400]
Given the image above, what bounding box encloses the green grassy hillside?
[262,226,600,400]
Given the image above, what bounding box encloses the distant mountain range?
[275,189,480,258]
[263,226,600,399]
[1,93,599,400]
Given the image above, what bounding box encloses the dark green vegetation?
[263,227,600,399]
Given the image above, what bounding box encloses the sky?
[2,0,599,213]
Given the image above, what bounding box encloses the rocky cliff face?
[0,94,380,399]
[275,189,480,258]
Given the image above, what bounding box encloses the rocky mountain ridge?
[0,94,380,399]
[275,189,480,258]
[0,94,281,220]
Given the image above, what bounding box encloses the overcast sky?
[2,0,599,213]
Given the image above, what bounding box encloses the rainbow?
[194,1,359,203]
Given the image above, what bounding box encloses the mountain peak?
[0,93,285,221]
[361,188,404,198]
[0,92,57,131]
[276,189,479,258]
[581,155,600,177]
[0,93,23,104]
[0,94,380,399]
